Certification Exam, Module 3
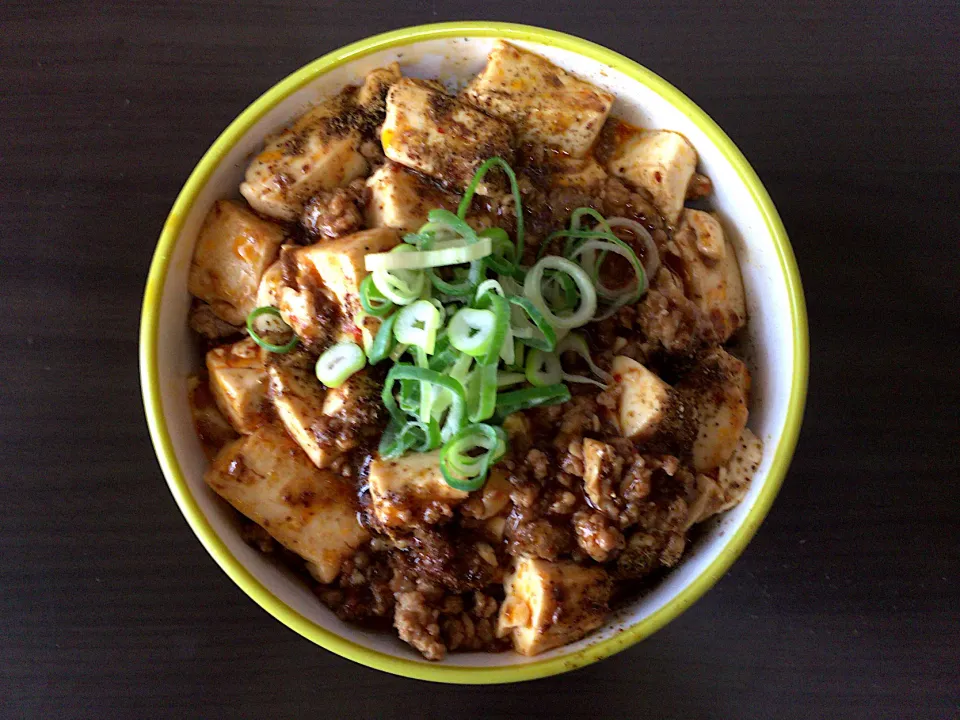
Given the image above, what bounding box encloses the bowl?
[140,22,808,683]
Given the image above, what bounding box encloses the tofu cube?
[497,558,613,656]
[464,41,614,158]
[608,129,697,225]
[687,427,763,527]
[240,86,371,221]
[680,348,751,471]
[549,156,608,191]
[381,78,513,194]
[365,162,460,233]
[672,209,747,342]
[582,438,620,515]
[300,227,399,312]
[612,355,672,440]
[205,426,369,583]
[367,450,469,529]
[188,200,285,325]
[298,227,399,349]
[715,426,762,510]
[205,338,268,434]
[265,349,334,469]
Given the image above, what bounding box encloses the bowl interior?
[143,27,804,681]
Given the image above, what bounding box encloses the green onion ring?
[359,274,395,317]
[523,256,598,330]
[246,306,299,353]
[315,342,366,388]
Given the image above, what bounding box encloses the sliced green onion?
[359,274,395,317]
[496,371,526,387]
[558,332,613,387]
[479,227,519,276]
[466,361,498,422]
[507,296,557,352]
[474,278,505,301]
[393,300,441,354]
[494,383,571,421]
[447,308,498,358]
[315,342,365,388]
[428,262,482,297]
[524,256,598,330]
[379,418,441,458]
[367,312,398,364]
[439,423,507,491]
[389,342,409,362]
[364,236,492,272]
[382,365,466,442]
[457,157,524,259]
[570,207,614,235]
[525,349,563,387]
[371,246,427,305]
[571,238,646,305]
[473,291,510,366]
[246,306,299,353]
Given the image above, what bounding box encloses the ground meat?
[637,267,710,357]
[394,591,446,660]
[599,177,665,232]
[573,509,625,562]
[315,549,394,622]
[686,172,713,200]
[441,591,508,653]
[615,469,694,579]
[300,178,366,239]
[391,527,498,594]
[188,301,242,341]
[506,506,574,560]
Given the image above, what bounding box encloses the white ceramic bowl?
[140,22,808,683]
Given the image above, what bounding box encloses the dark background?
[1,1,958,718]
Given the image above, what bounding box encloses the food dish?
[185,39,761,661]
[139,22,808,684]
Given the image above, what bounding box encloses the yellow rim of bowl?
[139,21,809,684]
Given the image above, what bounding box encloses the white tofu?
[497,558,612,656]
[355,62,402,114]
[205,338,268,435]
[381,78,513,194]
[611,355,672,440]
[682,348,751,471]
[298,227,399,349]
[582,438,619,514]
[205,425,368,583]
[608,129,698,225]
[715,426,762,509]
[187,200,285,325]
[687,427,763,527]
[367,450,469,529]
[240,90,368,221]
[550,156,608,191]
[464,41,614,158]
[364,162,460,233]
[256,255,287,308]
[267,351,379,468]
[265,349,333,469]
[672,209,747,342]
[300,227,399,311]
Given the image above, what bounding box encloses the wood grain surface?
[1,1,957,718]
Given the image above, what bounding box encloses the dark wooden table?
[2,2,957,717]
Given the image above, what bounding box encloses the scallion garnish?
[354,159,651,492]
[246,306,299,354]
[315,342,366,388]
